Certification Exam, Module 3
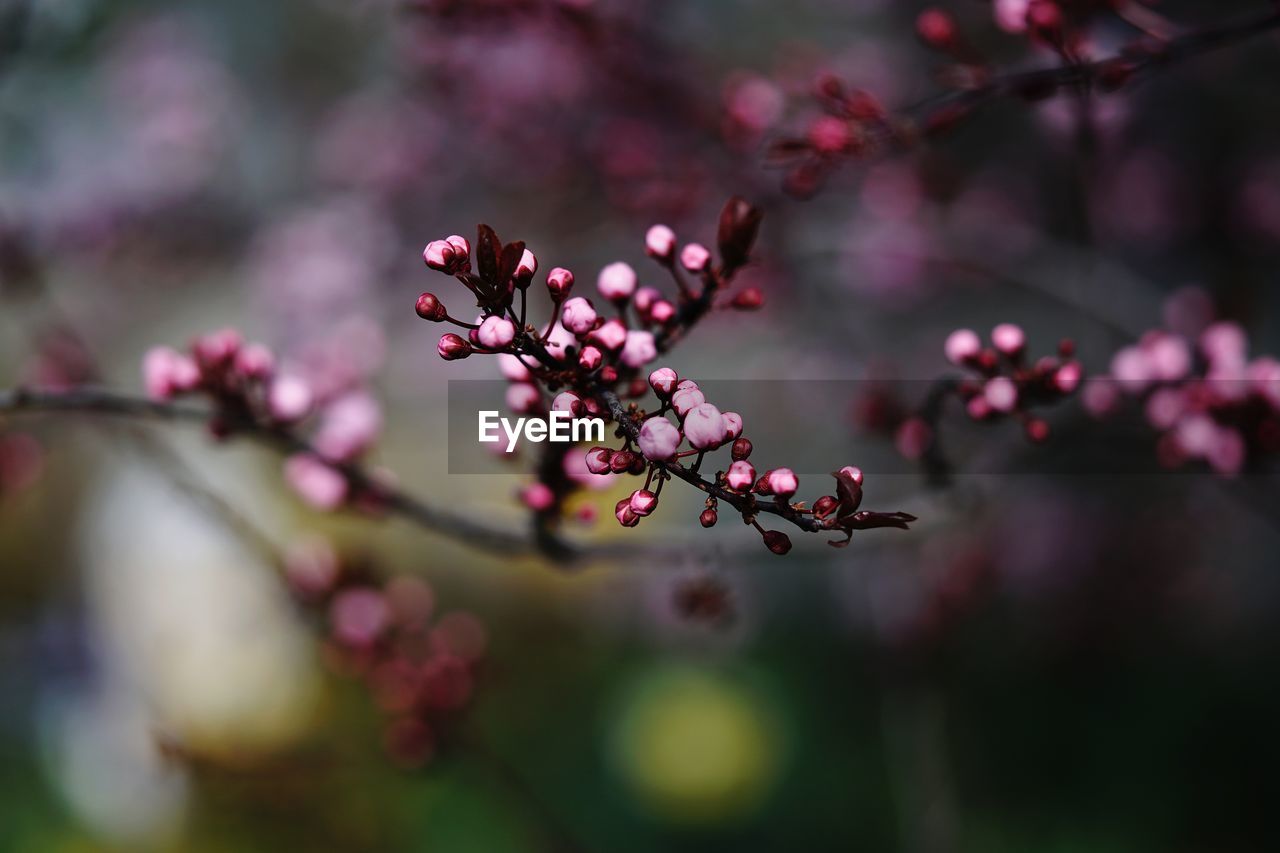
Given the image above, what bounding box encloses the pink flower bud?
[813,495,839,519]
[629,489,658,516]
[766,467,798,498]
[645,225,677,260]
[721,411,743,441]
[578,346,603,370]
[730,288,764,310]
[268,374,314,422]
[415,292,447,321]
[477,316,516,349]
[192,328,242,368]
[991,323,1025,356]
[546,267,574,299]
[671,385,706,418]
[520,482,555,511]
[945,328,982,365]
[234,343,275,380]
[676,379,698,391]
[614,498,640,528]
[679,243,711,272]
[586,446,614,474]
[551,391,582,416]
[590,318,628,351]
[699,508,718,528]
[330,587,389,647]
[506,383,540,414]
[1144,333,1191,381]
[1053,360,1083,393]
[983,376,1019,413]
[683,403,726,450]
[423,239,456,272]
[726,460,755,491]
[634,287,661,316]
[561,297,598,335]
[650,300,676,324]
[808,115,850,154]
[915,8,957,49]
[313,392,382,462]
[620,330,657,368]
[638,417,681,461]
[762,529,792,555]
[498,353,532,381]
[1200,321,1248,368]
[597,262,637,301]
[142,346,199,400]
[649,367,678,397]
[284,453,348,510]
[731,437,752,460]
[836,465,864,485]
[445,234,470,257]
[437,333,472,361]
[515,249,538,283]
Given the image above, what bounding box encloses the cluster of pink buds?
[858,324,1081,481]
[416,199,917,552]
[588,367,915,553]
[938,323,1081,441]
[1083,312,1280,476]
[142,330,384,512]
[284,541,487,769]
[766,74,893,197]
[416,199,776,527]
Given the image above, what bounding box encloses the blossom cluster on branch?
[284,539,487,768]
[1084,289,1280,476]
[416,197,915,553]
[761,4,1280,195]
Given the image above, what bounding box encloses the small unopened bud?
[649,367,679,397]
[629,489,658,516]
[578,345,603,371]
[476,316,516,349]
[731,437,753,460]
[437,333,472,361]
[650,300,676,324]
[614,498,640,528]
[590,318,628,352]
[836,465,864,485]
[417,290,448,320]
[638,417,681,461]
[679,243,711,273]
[762,529,792,555]
[562,297,598,335]
[991,323,1025,357]
[945,328,983,365]
[514,249,537,285]
[585,447,613,474]
[726,460,755,491]
[597,262,637,301]
[234,343,275,380]
[699,508,718,528]
[915,8,957,50]
[983,376,1019,413]
[767,467,798,498]
[610,450,636,473]
[551,391,583,417]
[721,412,743,441]
[730,288,764,310]
[645,225,677,261]
[546,267,574,299]
[812,495,839,519]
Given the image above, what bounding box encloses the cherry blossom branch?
[0,385,535,554]
[772,7,1280,194]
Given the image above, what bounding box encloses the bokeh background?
[4,0,1280,849]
